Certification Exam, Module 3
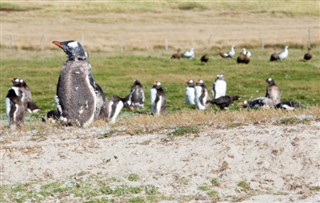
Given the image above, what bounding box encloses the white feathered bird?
[181,48,195,60]
[219,46,235,58]
[278,45,288,61]
[242,48,252,58]
[211,74,227,99]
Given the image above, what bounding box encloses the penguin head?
[152,81,162,89]
[133,79,142,87]
[52,40,88,61]
[9,77,26,87]
[185,79,194,87]
[196,79,205,86]
[266,78,275,86]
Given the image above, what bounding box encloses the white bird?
[219,46,235,58]
[278,45,288,61]
[242,48,252,58]
[181,48,195,60]
[211,74,227,99]
[185,79,195,105]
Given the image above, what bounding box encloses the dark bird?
[171,48,181,59]
[195,79,208,110]
[128,80,145,109]
[270,48,279,61]
[207,95,240,110]
[99,95,134,123]
[200,53,209,63]
[9,77,40,113]
[275,101,304,110]
[150,81,166,115]
[243,55,250,64]
[303,47,312,61]
[42,110,60,123]
[5,87,25,127]
[52,40,104,126]
[237,52,245,63]
[266,78,281,105]
[219,46,235,58]
[242,97,274,109]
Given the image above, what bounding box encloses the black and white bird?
[185,79,196,105]
[171,48,181,59]
[9,77,40,113]
[200,53,209,63]
[181,48,195,60]
[219,45,235,58]
[278,45,288,61]
[207,95,240,110]
[275,100,304,110]
[270,48,279,61]
[242,97,274,109]
[195,79,208,110]
[128,80,145,109]
[211,74,227,99]
[52,40,104,126]
[241,48,252,58]
[266,78,281,106]
[303,47,312,61]
[150,81,166,115]
[99,95,133,124]
[5,87,25,127]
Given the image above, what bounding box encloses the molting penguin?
[150,81,166,116]
[185,79,196,105]
[278,45,288,61]
[128,80,145,109]
[9,77,40,113]
[211,74,227,99]
[303,47,312,61]
[195,79,208,110]
[219,45,235,58]
[266,78,281,106]
[5,87,25,127]
[275,100,304,110]
[242,97,274,109]
[53,40,100,126]
[207,95,240,110]
[99,95,133,124]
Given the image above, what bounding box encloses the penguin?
[5,87,25,127]
[270,48,279,61]
[200,53,209,63]
[242,97,274,109]
[171,48,181,59]
[181,48,195,60]
[303,47,312,61]
[99,95,134,124]
[219,46,235,58]
[9,77,40,113]
[53,40,101,127]
[266,78,281,106]
[278,45,288,61]
[207,95,240,110]
[185,79,196,105]
[195,79,208,110]
[211,74,227,99]
[128,80,145,109]
[275,100,304,110]
[42,110,60,123]
[150,81,166,115]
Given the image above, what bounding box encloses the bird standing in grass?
[150,81,166,116]
[171,48,181,59]
[211,74,227,99]
[278,45,289,61]
[266,78,281,106]
[195,79,208,110]
[219,45,235,58]
[5,87,25,127]
[128,80,145,109]
[181,48,195,60]
[200,53,209,63]
[185,79,196,105]
[303,47,312,61]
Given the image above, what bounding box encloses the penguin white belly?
[186,87,195,105]
[150,88,157,114]
[195,86,206,110]
[109,101,124,124]
[214,81,227,99]
[5,97,11,121]
[155,96,163,116]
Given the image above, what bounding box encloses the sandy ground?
[1,121,320,202]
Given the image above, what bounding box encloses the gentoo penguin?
[150,81,166,115]
[195,79,208,110]
[207,95,240,110]
[237,52,245,63]
[242,97,274,109]
[200,53,209,63]
[266,78,281,105]
[5,87,25,127]
[181,48,195,60]
[128,80,145,109]
[275,100,304,110]
[185,79,196,105]
[171,48,181,59]
[53,40,101,126]
[99,95,133,124]
[219,46,235,58]
[9,77,40,113]
[211,74,227,99]
[303,47,312,61]
[270,48,279,61]
[242,48,252,58]
[278,45,288,61]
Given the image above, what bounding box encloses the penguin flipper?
[27,102,41,113]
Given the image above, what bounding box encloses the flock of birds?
[5,40,308,128]
[171,45,313,64]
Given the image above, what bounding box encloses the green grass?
[1,47,319,124]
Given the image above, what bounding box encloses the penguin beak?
[129,106,134,112]
[52,41,62,47]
